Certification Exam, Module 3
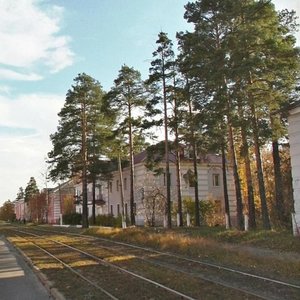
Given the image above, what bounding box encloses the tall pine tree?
[48,73,110,228]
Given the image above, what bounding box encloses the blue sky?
[0,0,299,205]
[10,0,193,95]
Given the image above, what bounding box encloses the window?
[124,178,127,190]
[213,174,220,187]
[117,204,120,215]
[125,203,128,216]
[109,182,112,193]
[110,205,113,215]
[116,180,119,192]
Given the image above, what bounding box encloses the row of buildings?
[14,147,238,227]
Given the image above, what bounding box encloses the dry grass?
[84,226,300,281]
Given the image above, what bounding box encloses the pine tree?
[16,187,24,201]
[178,0,245,229]
[227,1,300,229]
[24,177,39,221]
[105,65,146,225]
[147,32,175,228]
[178,0,299,230]
[48,73,110,228]
[24,177,39,203]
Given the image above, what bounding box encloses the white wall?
[288,105,300,235]
[107,159,237,226]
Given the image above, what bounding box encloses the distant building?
[288,101,300,236]
[14,197,25,221]
[47,180,75,224]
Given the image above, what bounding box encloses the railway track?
[4,226,300,300]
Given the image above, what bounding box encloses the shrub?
[181,196,223,226]
[63,212,82,225]
[93,214,123,227]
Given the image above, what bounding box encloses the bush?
[181,197,223,226]
[93,214,123,227]
[63,212,82,225]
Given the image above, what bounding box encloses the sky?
[0,0,299,205]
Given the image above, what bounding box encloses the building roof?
[134,150,147,164]
[133,148,222,165]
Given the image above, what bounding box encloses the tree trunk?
[118,154,126,228]
[187,88,200,227]
[82,169,88,228]
[128,99,136,225]
[107,180,110,215]
[237,99,256,228]
[250,101,271,230]
[221,143,231,228]
[248,73,270,230]
[91,176,96,225]
[239,120,256,229]
[81,100,89,229]
[175,136,183,226]
[173,79,183,227]
[228,123,244,230]
[272,140,285,225]
[223,76,243,230]
[162,59,171,228]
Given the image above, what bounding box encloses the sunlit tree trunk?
[249,99,271,230]
[228,122,244,230]
[238,102,256,230]
[225,77,243,230]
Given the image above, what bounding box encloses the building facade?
[75,149,237,227]
[288,101,300,236]
[47,181,75,224]
[14,198,26,221]
[109,151,236,226]
[74,179,109,217]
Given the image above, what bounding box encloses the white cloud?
[0,68,43,81]
[0,85,12,95]
[0,92,64,202]
[46,37,75,73]
[0,0,74,203]
[0,0,74,75]
[0,93,63,136]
